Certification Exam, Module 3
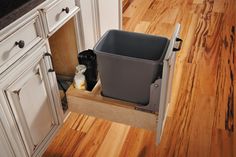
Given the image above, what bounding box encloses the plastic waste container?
[94,30,169,105]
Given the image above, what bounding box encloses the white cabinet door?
[0,44,61,156]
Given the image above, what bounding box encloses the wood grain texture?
[49,18,78,77]
[44,0,235,156]
[66,84,157,130]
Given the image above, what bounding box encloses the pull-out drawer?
[66,81,158,130]
[41,0,79,36]
[0,14,42,74]
[65,24,182,144]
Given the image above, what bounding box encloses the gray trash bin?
[94,24,182,144]
[94,30,169,105]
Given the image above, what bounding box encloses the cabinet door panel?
[7,74,54,147]
[20,75,53,146]
[156,24,181,144]
[3,45,60,156]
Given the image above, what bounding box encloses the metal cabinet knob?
[15,40,25,49]
[173,38,183,51]
[62,7,70,14]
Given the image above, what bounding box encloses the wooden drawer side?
[66,84,157,130]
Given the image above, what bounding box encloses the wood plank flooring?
[43,0,236,156]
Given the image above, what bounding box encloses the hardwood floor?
[43,0,236,156]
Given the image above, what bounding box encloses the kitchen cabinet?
[0,42,62,156]
[0,1,66,156]
[0,0,179,155]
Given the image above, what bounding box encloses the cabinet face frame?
[0,42,62,157]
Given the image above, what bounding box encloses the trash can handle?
[173,38,183,51]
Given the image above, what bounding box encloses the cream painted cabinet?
[0,0,80,156]
[0,121,14,157]
[98,0,121,36]
[0,43,62,157]
[77,0,121,50]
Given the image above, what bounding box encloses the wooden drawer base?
[66,81,157,130]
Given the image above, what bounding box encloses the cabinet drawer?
[0,16,42,74]
[42,0,79,35]
[66,82,157,130]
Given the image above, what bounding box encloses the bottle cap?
[76,64,86,73]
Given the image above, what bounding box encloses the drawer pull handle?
[48,69,55,72]
[44,52,55,73]
[62,7,70,14]
[15,40,25,49]
[173,38,183,51]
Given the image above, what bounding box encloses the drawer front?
[45,0,78,33]
[0,17,42,73]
